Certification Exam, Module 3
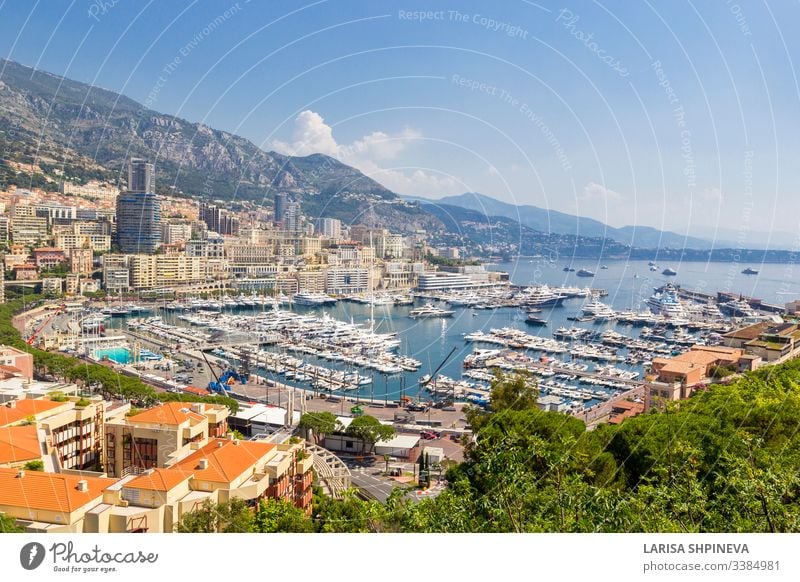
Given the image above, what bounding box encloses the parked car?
[420,430,440,440]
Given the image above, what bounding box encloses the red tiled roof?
[171,438,274,483]
[0,425,41,465]
[125,468,193,492]
[0,468,115,512]
[126,402,206,426]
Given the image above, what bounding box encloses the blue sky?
[1,0,799,238]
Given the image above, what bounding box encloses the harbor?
[20,259,795,423]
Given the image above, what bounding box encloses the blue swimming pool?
[94,347,132,364]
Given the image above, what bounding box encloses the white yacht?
[292,292,337,306]
[408,304,455,318]
[582,298,616,320]
[518,285,567,307]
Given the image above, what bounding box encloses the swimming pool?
[94,347,132,364]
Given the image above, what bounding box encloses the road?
[348,467,397,503]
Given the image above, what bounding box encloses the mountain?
[429,192,716,250]
[0,58,438,232]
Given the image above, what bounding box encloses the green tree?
[345,415,394,454]
[298,411,341,444]
[23,460,44,471]
[175,498,253,533]
[0,514,23,533]
[252,498,313,533]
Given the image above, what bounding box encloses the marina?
[49,259,793,418]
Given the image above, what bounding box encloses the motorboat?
[517,285,567,307]
[408,304,455,318]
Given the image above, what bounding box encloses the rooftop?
[0,398,65,427]
[0,468,116,513]
[171,438,275,483]
[0,425,41,465]
[125,468,193,492]
[125,401,208,426]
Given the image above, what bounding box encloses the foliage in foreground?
[179,364,800,533]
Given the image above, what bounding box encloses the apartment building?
[69,247,93,275]
[32,247,67,269]
[54,232,111,252]
[41,277,63,295]
[104,401,230,478]
[128,253,204,290]
[11,209,49,245]
[161,221,193,244]
[0,392,105,471]
[0,433,313,533]
[0,345,34,379]
[325,267,370,295]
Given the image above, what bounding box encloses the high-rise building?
[284,200,302,233]
[128,158,154,193]
[115,159,161,253]
[316,217,342,240]
[274,193,288,224]
[199,202,238,235]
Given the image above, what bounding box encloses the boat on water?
[576,269,595,278]
[645,285,684,317]
[649,265,658,272]
[601,265,609,270]
[408,304,455,318]
[518,285,567,307]
[742,267,759,275]
[582,298,616,320]
[662,267,677,276]
[525,313,548,326]
[719,298,758,318]
[292,292,337,306]
[563,266,576,272]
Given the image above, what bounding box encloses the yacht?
[408,304,455,318]
[662,267,677,276]
[576,269,595,277]
[719,298,757,318]
[518,285,567,307]
[742,267,759,275]
[292,292,337,306]
[646,288,684,318]
[525,313,548,326]
[582,298,616,320]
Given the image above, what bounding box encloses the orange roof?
[126,401,206,426]
[172,439,274,483]
[125,468,193,492]
[0,425,41,465]
[0,399,64,427]
[0,468,116,513]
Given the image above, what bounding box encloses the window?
[345,440,354,449]
[132,437,158,469]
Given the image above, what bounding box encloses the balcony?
[231,473,269,501]
[296,455,313,475]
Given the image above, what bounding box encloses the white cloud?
[271,110,459,197]
[271,110,338,156]
[581,182,623,202]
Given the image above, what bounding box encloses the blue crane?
[201,351,248,394]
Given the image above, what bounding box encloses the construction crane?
[26,305,63,346]
[201,351,248,394]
